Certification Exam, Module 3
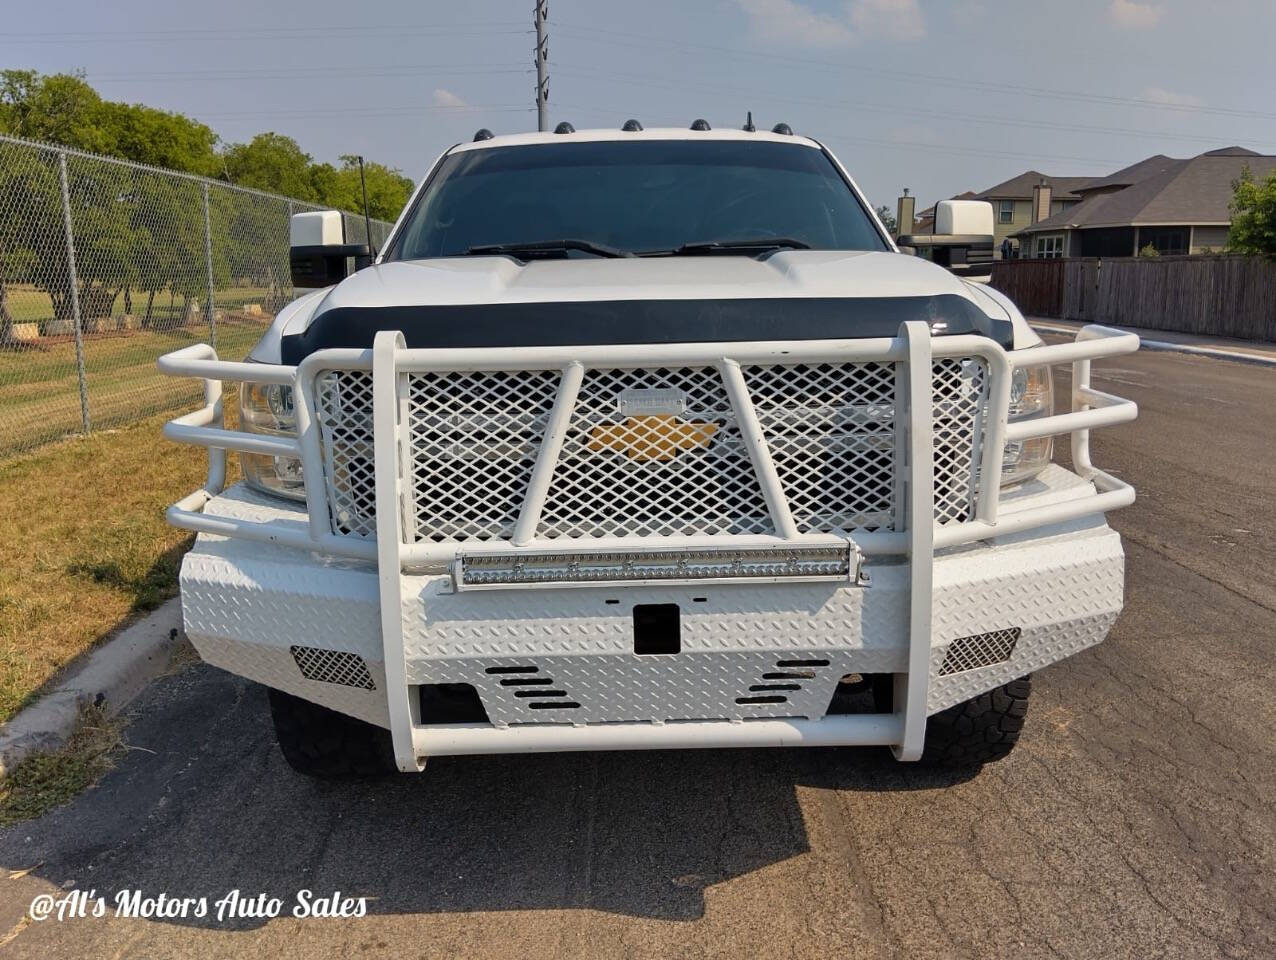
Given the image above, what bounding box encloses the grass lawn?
[0,413,240,722]
[3,283,277,325]
[0,321,266,456]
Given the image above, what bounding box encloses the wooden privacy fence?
[989,255,1276,342]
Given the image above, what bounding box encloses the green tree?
[0,70,110,153]
[875,203,898,235]
[130,175,213,328]
[1227,166,1276,258]
[221,133,319,201]
[99,100,221,177]
[333,155,414,222]
[0,70,409,341]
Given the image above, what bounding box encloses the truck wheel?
[267,688,397,778]
[871,674,1032,766]
[921,676,1031,766]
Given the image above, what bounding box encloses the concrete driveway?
[2,343,1273,959]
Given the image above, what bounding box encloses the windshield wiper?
[466,239,633,260]
[651,237,812,257]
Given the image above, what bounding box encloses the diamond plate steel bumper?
[163,322,1139,769]
[180,465,1124,763]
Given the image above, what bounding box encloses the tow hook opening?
[633,603,680,655]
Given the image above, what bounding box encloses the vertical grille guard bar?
[372,330,421,772]
[896,321,934,761]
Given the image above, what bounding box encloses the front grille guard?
[158,321,1139,767]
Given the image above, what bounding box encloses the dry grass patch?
[0,414,231,721]
[0,705,125,825]
[0,320,265,456]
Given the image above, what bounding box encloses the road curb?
[1030,323,1276,367]
[0,598,188,776]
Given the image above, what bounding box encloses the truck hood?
[322,249,982,308]
[263,251,1022,363]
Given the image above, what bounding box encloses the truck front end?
[158,129,1139,774]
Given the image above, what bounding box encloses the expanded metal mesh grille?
[315,370,377,538]
[538,367,773,538]
[290,645,376,689]
[745,361,897,532]
[312,358,990,543]
[938,627,1021,676]
[0,133,391,458]
[408,369,561,541]
[932,357,989,525]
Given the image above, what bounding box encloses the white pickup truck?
[159,124,1139,777]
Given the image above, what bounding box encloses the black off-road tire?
[267,688,397,778]
[871,674,1032,767]
[921,676,1032,766]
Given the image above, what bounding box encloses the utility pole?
[535,0,549,132]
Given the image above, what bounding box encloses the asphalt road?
[2,343,1273,959]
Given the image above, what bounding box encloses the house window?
[1035,234,1065,259]
[1138,227,1188,256]
[999,200,1014,224]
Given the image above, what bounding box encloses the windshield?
[387,139,888,260]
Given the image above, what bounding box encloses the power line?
[550,64,1274,151]
[198,104,534,121]
[549,102,1133,168]
[90,66,531,82]
[554,24,1276,123]
[0,24,530,44]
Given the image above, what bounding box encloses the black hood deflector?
[279,294,1012,364]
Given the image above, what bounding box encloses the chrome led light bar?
[452,544,856,590]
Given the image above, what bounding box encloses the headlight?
[240,380,305,501]
[1001,364,1053,486]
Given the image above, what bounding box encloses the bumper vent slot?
[939,628,1022,676]
[289,646,375,690]
[735,656,832,710]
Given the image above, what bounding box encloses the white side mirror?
[289,210,371,289]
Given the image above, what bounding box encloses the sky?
[3,0,1275,213]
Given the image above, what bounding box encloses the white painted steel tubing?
[410,714,905,757]
[931,480,1133,549]
[511,361,584,545]
[388,336,909,371]
[157,343,297,385]
[1003,398,1138,441]
[1010,326,1140,368]
[163,423,302,458]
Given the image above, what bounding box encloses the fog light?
[455,545,854,589]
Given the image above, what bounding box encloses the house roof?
[1016,150,1276,234]
[1073,155,1181,193]
[972,171,1091,201]
[1201,146,1261,157]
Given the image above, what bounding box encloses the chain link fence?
[0,133,395,457]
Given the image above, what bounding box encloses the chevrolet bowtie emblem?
[588,415,719,462]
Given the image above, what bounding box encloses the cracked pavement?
[1,342,1272,958]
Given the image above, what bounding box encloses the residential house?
[971,172,1090,253]
[910,174,1088,255]
[1014,147,1275,259]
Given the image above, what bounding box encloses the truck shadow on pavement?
[0,664,977,926]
